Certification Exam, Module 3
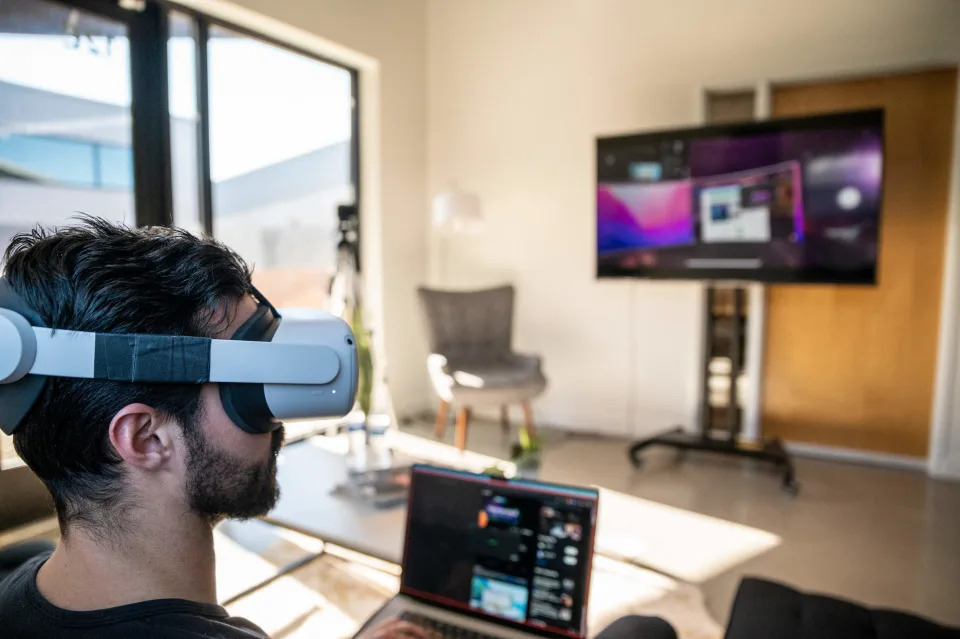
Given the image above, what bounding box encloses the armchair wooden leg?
[456,407,471,451]
[435,400,450,439]
[521,402,537,439]
[500,405,510,434]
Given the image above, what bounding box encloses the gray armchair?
[417,285,547,451]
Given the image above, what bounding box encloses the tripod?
[328,205,396,432]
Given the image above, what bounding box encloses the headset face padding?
[218,300,284,434]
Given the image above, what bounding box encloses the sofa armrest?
[725,577,960,639]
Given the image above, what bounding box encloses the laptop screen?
[400,466,599,639]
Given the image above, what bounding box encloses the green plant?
[482,465,507,478]
[350,305,374,418]
[510,424,542,463]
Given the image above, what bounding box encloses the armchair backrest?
[417,286,514,364]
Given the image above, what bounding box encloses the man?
[0,218,428,638]
[0,219,676,639]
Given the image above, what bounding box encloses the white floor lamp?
[431,185,482,287]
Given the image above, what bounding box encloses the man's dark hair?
[3,217,251,540]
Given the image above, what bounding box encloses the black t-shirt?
[0,553,269,638]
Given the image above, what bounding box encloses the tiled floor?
[413,420,960,628]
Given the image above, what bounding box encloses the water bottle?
[346,422,367,472]
[366,414,392,469]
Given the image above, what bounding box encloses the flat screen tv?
[596,109,884,284]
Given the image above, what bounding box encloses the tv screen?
[596,109,884,284]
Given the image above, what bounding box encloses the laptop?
[357,465,600,639]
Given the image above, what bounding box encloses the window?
[205,26,355,309]
[0,134,132,189]
[164,14,359,309]
[1,0,359,468]
[0,0,138,469]
[0,0,136,248]
[168,10,203,235]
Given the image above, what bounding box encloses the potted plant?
[350,304,374,421]
[510,424,541,478]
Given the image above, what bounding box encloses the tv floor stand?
[628,285,799,495]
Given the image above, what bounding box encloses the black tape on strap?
[94,334,211,383]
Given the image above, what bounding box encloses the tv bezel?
[595,108,885,285]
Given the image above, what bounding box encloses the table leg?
[456,407,470,451]
[435,400,450,439]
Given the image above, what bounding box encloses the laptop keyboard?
[400,611,504,639]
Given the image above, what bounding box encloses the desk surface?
[266,439,408,564]
[266,435,781,581]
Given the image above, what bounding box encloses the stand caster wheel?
[782,478,800,496]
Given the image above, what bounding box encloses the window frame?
[24,0,174,226]
[23,0,361,239]
[164,0,361,238]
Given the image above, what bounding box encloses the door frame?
[699,64,960,476]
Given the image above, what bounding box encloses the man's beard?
[184,423,285,522]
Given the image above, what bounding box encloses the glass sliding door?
[206,25,355,309]
[0,0,140,529]
[167,10,203,235]
[0,0,135,251]
[0,0,361,531]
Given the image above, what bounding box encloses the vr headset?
[0,277,358,436]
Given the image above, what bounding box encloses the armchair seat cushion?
[428,353,546,406]
[450,376,546,407]
[451,354,543,389]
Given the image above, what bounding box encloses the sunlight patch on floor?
[304,429,778,583]
[589,556,722,639]
[383,429,778,584]
[213,527,282,603]
[597,488,780,583]
[305,429,517,476]
[226,574,343,638]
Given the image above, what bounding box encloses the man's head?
[3,217,284,542]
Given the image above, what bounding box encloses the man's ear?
[108,404,177,471]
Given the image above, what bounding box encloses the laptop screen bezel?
[399,464,600,639]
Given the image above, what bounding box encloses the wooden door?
[763,68,957,456]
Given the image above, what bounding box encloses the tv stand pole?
[627,284,798,495]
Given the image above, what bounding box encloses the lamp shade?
[432,187,482,234]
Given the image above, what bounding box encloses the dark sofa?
[725,577,960,639]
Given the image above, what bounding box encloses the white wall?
[427,0,960,437]
[186,0,432,418]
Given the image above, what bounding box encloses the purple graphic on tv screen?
[597,181,693,253]
[687,129,882,229]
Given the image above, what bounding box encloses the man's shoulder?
[122,609,270,638]
[0,556,268,639]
